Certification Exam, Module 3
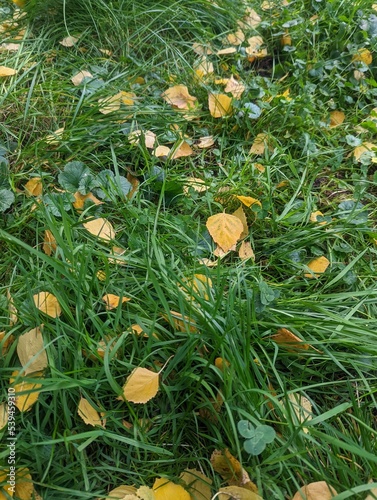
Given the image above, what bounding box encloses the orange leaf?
[206,213,243,252]
[24,177,43,197]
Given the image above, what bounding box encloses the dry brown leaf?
[17,326,48,375]
[24,177,43,197]
[249,133,271,155]
[235,195,261,208]
[162,85,197,110]
[102,294,131,310]
[163,310,198,333]
[224,76,246,99]
[238,241,255,261]
[213,244,235,258]
[354,142,377,162]
[43,230,57,256]
[287,393,312,434]
[232,205,249,239]
[197,136,215,149]
[281,31,292,46]
[352,48,372,65]
[105,485,138,499]
[329,110,345,128]
[292,481,338,500]
[33,292,62,318]
[59,36,78,47]
[119,367,159,404]
[153,145,171,158]
[0,403,8,430]
[10,371,42,412]
[78,397,104,427]
[180,469,212,500]
[171,141,194,159]
[227,30,245,46]
[210,449,258,492]
[218,486,263,500]
[217,47,238,55]
[71,70,93,86]
[83,218,116,241]
[304,256,330,278]
[271,328,310,351]
[206,213,243,252]
[208,93,233,118]
[153,478,190,500]
[128,129,157,149]
[0,65,17,76]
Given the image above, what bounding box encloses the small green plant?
[0,155,15,213]
[237,420,276,456]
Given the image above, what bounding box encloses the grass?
[1,0,377,498]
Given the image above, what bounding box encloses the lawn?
[1,0,377,499]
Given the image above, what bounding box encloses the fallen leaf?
[78,397,104,427]
[238,8,261,30]
[183,177,208,194]
[43,230,57,256]
[245,36,267,59]
[206,213,243,252]
[83,218,116,241]
[208,93,233,118]
[217,47,237,55]
[249,133,271,155]
[210,449,258,492]
[180,469,212,500]
[197,136,215,148]
[7,289,17,325]
[17,326,48,375]
[183,274,213,301]
[192,43,213,55]
[24,177,43,197]
[105,485,138,499]
[329,110,345,128]
[235,196,261,208]
[232,205,248,238]
[0,66,17,76]
[287,393,312,434]
[119,367,159,404]
[281,31,292,46]
[153,478,190,500]
[0,403,8,429]
[33,292,62,318]
[0,42,20,52]
[227,30,245,46]
[13,467,34,500]
[71,70,93,86]
[162,310,198,333]
[162,85,197,110]
[215,357,230,371]
[153,145,171,158]
[304,256,330,278]
[310,210,326,225]
[137,485,156,500]
[238,241,255,261]
[194,57,214,79]
[171,141,194,159]
[128,129,157,149]
[365,486,377,500]
[0,331,15,356]
[45,127,64,144]
[108,246,127,265]
[199,258,218,267]
[271,328,310,351]
[292,481,338,500]
[354,142,377,162]
[59,36,78,47]
[224,76,246,99]
[73,191,103,210]
[213,244,235,258]
[102,294,131,310]
[352,48,372,65]
[10,371,42,412]
[218,486,263,500]
[98,91,135,114]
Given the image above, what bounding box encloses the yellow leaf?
[208,93,233,118]
[281,31,292,46]
[235,196,261,208]
[162,85,197,110]
[77,397,104,427]
[0,66,17,76]
[59,36,78,47]
[304,256,330,278]
[24,177,43,197]
[232,206,248,239]
[45,127,64,144]
[180,469,212,500]
[17,326,48,375]
[153,478,190,500]
[12,0,26,7]
[102,294,131,310]
[73,191,103,211]
[83,218,116,241]
[162,310,198,333]
[365,487,377,500]
[329,110,345,128]
[153,145,171,158]
[0,403,8,430]
[108,246,127,265]
[10,371,42,412]
[183,177,208,194]
[199,258,218,268]
[249,133,271,155]
[7,289,18,325]
[218,486,263,500]
[13,467,34,500]
[292,481,338,500]
[352,48,372,65]
[238,8,261,30]
[192,43,213,55]
[120,367,159,404]
[33,292,61,318]
[271,328,310,351]
[227,30,245,46]
[71,70,93,86]
[183,274,213,301]
[206,213,243,252]
[128,129,157,149]
[42,230,57,256]
[245,36,267,59]
[215,357,230,372]
[194,57,214,79]
[105,485,137,499]
[309,210,326,224]
[171,141,194,159]
[238,241,255,261]
[353,142,377,162]
[197,136,215,149]
[0,331,15,356]
[287,393,312,434]
[216,47,237,55]
[129,324,149,338]
[213,244,235,258]
[224,76,245,99]
[210,449,258,492]
[119,91,136,106]
[136,485,156,500]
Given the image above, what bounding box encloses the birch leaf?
[43,230,57,256]
[0,403,8,430]
[218,486,263,500]
[71,70,93,86]
[235,196,261,208]
[137,486,156,500]
[0,66,17,76]
[238,241,255,261]
[304,256,330,278]
[249,133,271,155]
[210,449,258,491]
[232,206,248,238]
[287,393,312,434]
[102,294,131,310]
[83,218,116,241]
[180,469,212,500]
[208,93,233,118]
[206,213,243,252]
[162,85,197,110]
[271,328,310,351]
[33,292,61,318]
[10,371,42,412]
[119,367,159,404]
[24,177,43,197]
[78,397,104,427]
[153,478,190,500]
[105,485,137,499]
[224,76,245,99]
[197,136,215,149]
[329,110,345,128]
[59,36,78,47]
[17,326,48,375]
[292,481,338,500]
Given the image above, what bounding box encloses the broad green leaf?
[0,189,15,212]
[58,161,90,192]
